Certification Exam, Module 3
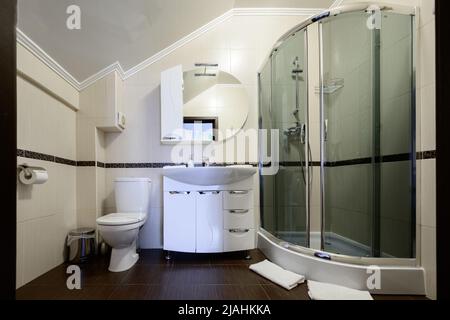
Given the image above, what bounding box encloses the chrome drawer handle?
[169,191,190,195]
[198,191,220,195]
[229,191,248,195]
[229,209,249,214]
[229,229,250,234]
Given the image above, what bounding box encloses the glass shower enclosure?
[259,7,416,260]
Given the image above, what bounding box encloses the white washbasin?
[163,166,256,186]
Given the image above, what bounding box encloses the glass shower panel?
[379,13,415,258]
[321,11,415,258]
[270,30,309,247]
[321,13,375,257]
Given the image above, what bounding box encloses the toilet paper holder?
[17,164,46,179]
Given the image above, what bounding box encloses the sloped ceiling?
[18,0,334,82]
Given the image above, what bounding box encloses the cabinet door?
[196,191,223,253]
[163,191,196,252]
[161,65,183,142]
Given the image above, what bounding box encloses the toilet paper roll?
[19,169,48,185]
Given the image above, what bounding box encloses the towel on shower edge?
[307,280,373,300]
[249,259,305,290]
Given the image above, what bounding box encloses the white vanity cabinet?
[163,176,255,254]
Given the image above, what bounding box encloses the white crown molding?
[79,61,125,90]
[120,8,235,85]
[16,28,82,91]
[17,7,326,91]
[232,7,324,16]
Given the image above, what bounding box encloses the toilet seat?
[97,213,145,226]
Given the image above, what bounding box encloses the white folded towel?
[249,260,305,290]
[307,280,373,300]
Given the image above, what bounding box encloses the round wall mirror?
[182,68,249,142]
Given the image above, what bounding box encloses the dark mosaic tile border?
[55,157,77,166]
[17,149,436,169]
[77,161,96,167]
[263,151,435,168]
[417,150,436,160]
[96,162,106,168]
[17,149,75,166]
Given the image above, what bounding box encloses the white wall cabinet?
[163,177,255,254]
[160,65,183,142]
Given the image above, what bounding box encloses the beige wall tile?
[16,223,24,289]
[76,167,97,227]
[22,215,59,285]
[418,20,436,88]
[17,43,79,110]
[419,0,435,28]
[419,83,436,151]
[421,225,436,299]
[139,207,163,249]
[420,159,436,228]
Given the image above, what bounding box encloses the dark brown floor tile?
[80,264,130,286]
[16,249,429,301]
[16,286,65,300]
[209,250,265,265]
[261,284,310,300]
[210,265,271,285]
[168,265,218,285]
[137,250,169,265]
[109,285,151,300]
[16,285,116,300]
[201,285,269,300]
[78,286,117,300]
[25,264,69,287]
[168,252,212,265]
[122,264,173,285]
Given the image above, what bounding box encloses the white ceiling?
[18,0,333,82]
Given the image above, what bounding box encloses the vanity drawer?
[224,209,254,229]
[223,229,255,252]
[223,190,253,210]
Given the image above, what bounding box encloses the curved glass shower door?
[320,11,415,258]
[260,30,310,247]
[259,7,415,260]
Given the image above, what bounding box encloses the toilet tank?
[115,178,151,213]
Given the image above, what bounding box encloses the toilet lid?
[96,213,145,226]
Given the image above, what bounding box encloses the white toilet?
[96,177,151,272]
